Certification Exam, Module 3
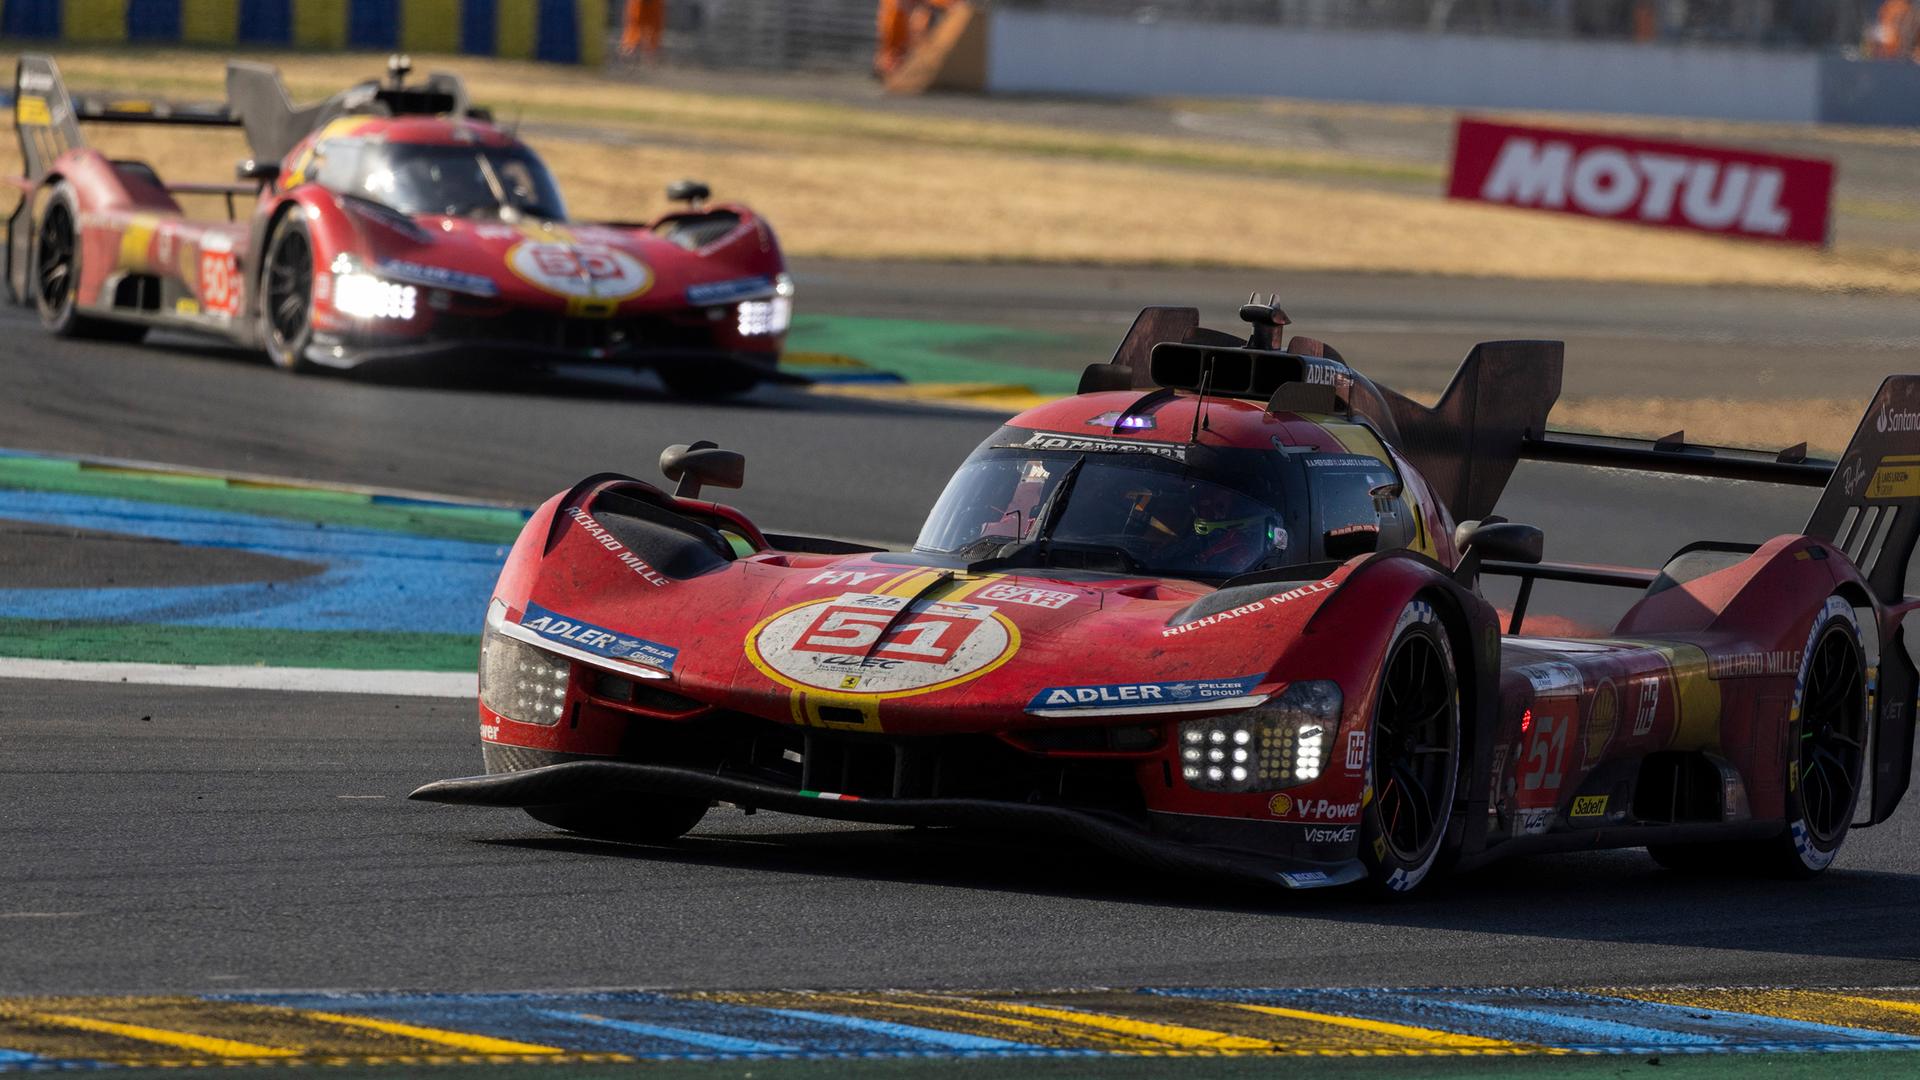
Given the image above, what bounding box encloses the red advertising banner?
[1447,118,1835,247]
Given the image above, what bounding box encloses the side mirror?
[660,440,744,500]
[1323,523,1380,562]
[666,179,711,207]
[236,159,280,184]
[1455,519,1543,565]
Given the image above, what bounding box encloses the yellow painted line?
[933,996,1278,1051]
[1227,1003,1541,1051]
[803,993,1165,1050]
[300,1011,564,1055]
[20,1012,300,1058]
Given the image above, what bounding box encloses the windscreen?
[915,445,1301,579]
[334,142,568,220]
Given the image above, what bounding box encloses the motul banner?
[1448,118,1835,247]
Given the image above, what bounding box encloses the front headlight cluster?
[334,272,418,320]
[479,626,570,726]
[1178,680,1342,793]
[736,296,791,336]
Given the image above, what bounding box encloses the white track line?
[0,657,474,697]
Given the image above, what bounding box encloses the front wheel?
[526,797,709,844]
[259,216,318,372]
[1358,598,1461,896]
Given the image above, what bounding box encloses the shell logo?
[1267,793,1293,817]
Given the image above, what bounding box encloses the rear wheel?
[259,217,317,372]
[1649,599,1867,878]
[526,797,709,844]
[659,363,762,399]
[1359,599,1461,896]
[34,185,147,342]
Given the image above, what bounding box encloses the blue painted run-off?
[0,489,505,634]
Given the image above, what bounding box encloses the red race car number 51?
[797,605,974,665]
[749,593,1015,696]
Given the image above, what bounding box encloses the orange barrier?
[879,0,986,94]
[621,0,666,58]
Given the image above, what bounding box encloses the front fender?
[1296,550,1504,857]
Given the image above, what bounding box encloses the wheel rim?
[1798,623,1866,843]
[37,202,75,315]
[1373,629,1456,863]
[264,229,312,346]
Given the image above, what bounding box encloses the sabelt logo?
[1450,119,1833,247]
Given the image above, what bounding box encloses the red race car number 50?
[507,241,651,300]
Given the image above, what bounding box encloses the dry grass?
[8,48,1919,293]
[1548,396,1861,454]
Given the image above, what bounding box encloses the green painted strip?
[0,619,478,672]
[786,315,1088,396]
[0,455,527,544]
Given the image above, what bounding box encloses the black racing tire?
[1358,597,1462,897]
[34,184,147,343]
[659,363,763,399]
[1648,598,1867,879]
[258,215,318,373]
[525,797,710,844]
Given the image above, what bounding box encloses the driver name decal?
[507,241,652,301]
[748,592,1017,696]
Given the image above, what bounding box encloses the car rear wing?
[14,55,238,183]
[7,55,249,303]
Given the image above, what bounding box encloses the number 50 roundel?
[746,593,1019,697]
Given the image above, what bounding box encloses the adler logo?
[1450,119,1833,247]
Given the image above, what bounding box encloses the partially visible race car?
[5,55,789,396]
[413,299,1920,894]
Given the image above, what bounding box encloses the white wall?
[986,11,1828,124]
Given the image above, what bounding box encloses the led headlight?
[478,624,571,726]
[736,295,791,336]
[333,272,418,320]
[1178,680,1342,793]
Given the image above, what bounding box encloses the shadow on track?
[474,821,1920,966]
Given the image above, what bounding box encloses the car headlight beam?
[1178,680,1342,793]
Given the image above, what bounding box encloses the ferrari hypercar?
[413,300,1920,894]
[5,55,788,396]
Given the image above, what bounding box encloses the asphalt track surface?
[6,260,1920,998]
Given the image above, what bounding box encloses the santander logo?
[1449,119,1834,247]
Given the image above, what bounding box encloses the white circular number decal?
[750,593,1013,695]
[507,242,651,300]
